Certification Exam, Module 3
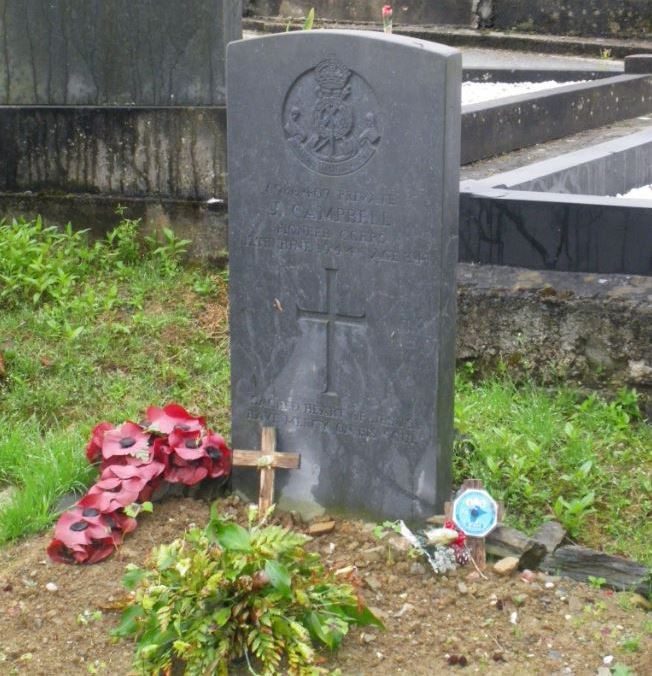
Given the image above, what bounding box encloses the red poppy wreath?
[47,404,232,565]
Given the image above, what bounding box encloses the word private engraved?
[283,57,381,176]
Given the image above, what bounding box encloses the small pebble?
[457,581,468,595]
[519,569,536,583]
[409,562,427,575]
[45,582,58,593]
[493,556,519,576]
[603,655,614,665]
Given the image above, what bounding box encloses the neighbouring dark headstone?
[625,54,652,74]
[0,0,241,105]
[227,30,461,520]
[531,520,566,554]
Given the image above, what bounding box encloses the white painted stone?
[461,80,586,106]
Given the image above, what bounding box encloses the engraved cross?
[297,267,366,398]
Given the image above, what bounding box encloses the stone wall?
[492,0,652,38]
[457,265,652,416]
[0,0,241,105]
[246,0,652,37]
[245,0,475,26]
[0,0,240,206]
[0,107,227,200]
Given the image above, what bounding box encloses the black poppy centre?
[206,446,223,460]
[70,521,89,532]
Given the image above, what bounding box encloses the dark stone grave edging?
[460,128,652,275]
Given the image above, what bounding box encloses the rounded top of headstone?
[228,28,460,61]
[624,54,652,74]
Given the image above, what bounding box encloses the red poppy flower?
[85,422,113,464]
[52,506,113,546]
[145,404,206,435]
[101,421,150,461]
[47,504,136,564]
[47,537,115,565]
[168,428,207,461]
[203,431,232,478]
[78,476,143,513]
[104,461,166,501]
[165,454,209,485]
[104,460,165,484]
[49,404,231,565]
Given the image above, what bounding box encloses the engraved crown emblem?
[314,58,351,92]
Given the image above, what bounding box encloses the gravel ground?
[0,496,650,675]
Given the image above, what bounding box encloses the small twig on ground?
[492,635,505,652]
[468,550,488,580]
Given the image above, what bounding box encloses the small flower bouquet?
[47,404,231,565]
[398,519,470,575]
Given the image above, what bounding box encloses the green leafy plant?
[587,575,607,589]
[144,227,191,274]
[620,634,641,653]
[303,8,315,30]
[106,206,143,265]
[0,216,98,307]
[552,491,595,537]
[286,7,315,32]
[611,665,633,676]
[115,506,382,674]
[372,519,401,539]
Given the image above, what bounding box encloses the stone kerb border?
[459,128,652,275]
[461,73,652,164]
[463,68,616,83]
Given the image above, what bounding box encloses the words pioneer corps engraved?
[283,57,382,176]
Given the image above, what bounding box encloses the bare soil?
[0,496,650,675]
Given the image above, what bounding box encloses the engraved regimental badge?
[283,57,381,176]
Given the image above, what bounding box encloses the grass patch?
[0,212,230,544]
[455,375,652,564]
[0,213,650,567]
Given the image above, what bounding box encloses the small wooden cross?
[232,427,301,514]
[443,479,504,571]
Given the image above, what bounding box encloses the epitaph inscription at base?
[228,31,461,520]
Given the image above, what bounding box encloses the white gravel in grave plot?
[461,80,587,106]
[616,184,652,199]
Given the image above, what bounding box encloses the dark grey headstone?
[0,0,241,105]
[228,30,461,521]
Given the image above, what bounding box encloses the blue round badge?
[452,489,498,538]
